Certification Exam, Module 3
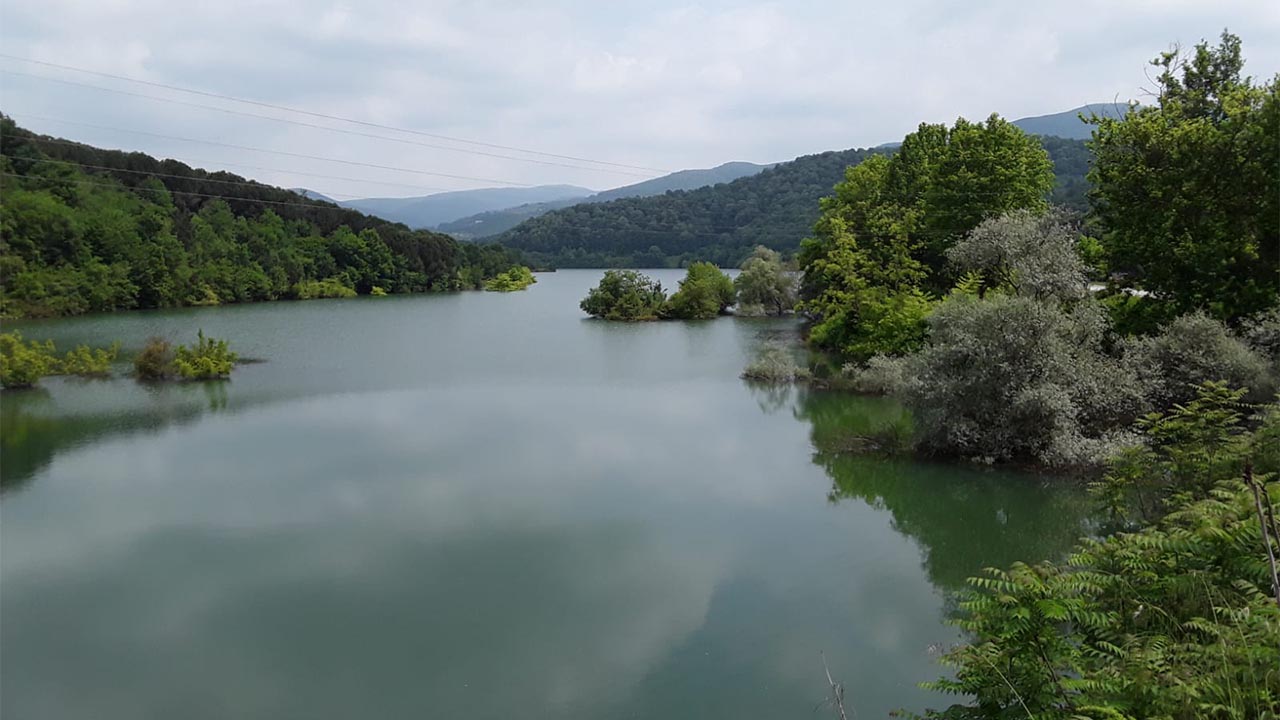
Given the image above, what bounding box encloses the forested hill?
[0,116,525,318]
[492,137,1090,268]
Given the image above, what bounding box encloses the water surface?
[1,269,1088,719]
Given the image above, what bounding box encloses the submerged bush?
[484,266,536,292]
[173,330,238,380]
[734,246,796,316]
[741,342,810,383]
[663,262,735,319]
[901,295,1145,467]
[61,342,120,377]
[133,337,176,380]
[0,331,58,389]
[580,270,667,321]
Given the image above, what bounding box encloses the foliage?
[741,342,810,383]
[291,278,357,299]
[0,331,58,388]
[173,330,238,380]
[60,342,120,377]
[579,270,668,321]
[483,265,537,292]
[733,246,796,316]
[899,295,1146,467]
[133,337,175,381]
[0,116,528,318]
[663,262,735,319]
[922,398,1280,720]
[1089,31,1280,322]
[799,117,1053,360]
[1123,311,1272,408]
[945,210,1088,301]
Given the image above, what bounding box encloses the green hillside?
[493,136,1090,268]
[0,116,525,318]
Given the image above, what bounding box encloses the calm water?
[0,269,1088,719]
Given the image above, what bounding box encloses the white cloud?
[1,0,1276,197]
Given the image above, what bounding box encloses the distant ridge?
[1012,103,1129,140]
[338,184,594,229]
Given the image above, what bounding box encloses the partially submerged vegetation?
[483,265,537,292]
[579,250,791,321]
[0,329,237,388]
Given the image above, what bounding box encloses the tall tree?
[1090,31,1280,322]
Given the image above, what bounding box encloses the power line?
[9,112,535,188]
[2,69,656,179]
[17,136,452,194]
[0,54,669,174]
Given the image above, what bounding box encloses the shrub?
[484,266,536,292]
[291,278,356,300]
[580,270,667,321]
[663,262,735,319]
[945,209,1088,301]
[369,285,389,297]
[61,342,120,377]
[0,331,58,389]
[741,343,810,383]
[133,337,175,380]
[173,330,237,380]
[901,295,1145,467]
[846,354,910,395]
[1123,311,1272,409]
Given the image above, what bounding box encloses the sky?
[1,0,1278,200]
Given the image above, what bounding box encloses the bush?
[61,342,120,377]
[484,266,536,292]
[0,331,58,388]
[173,330,237,380]
[741,343,810,383]
[945,209,1088,301]
[133,337,175,380]
[579,270,667,321]
[1123,311,1272,409]
[663,262,735,319]
[291,278,356,300]
[846,354,910,395]
[901,295,1145,467]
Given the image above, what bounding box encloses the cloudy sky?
[2,0,1277,199]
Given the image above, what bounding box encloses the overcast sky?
[2,0,1277,199]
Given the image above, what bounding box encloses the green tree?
[733,246,796,316]
[579,270,667,321]
[1090,31,1280,322]
[663,262,735,319]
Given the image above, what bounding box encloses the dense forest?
[491,136,1090,268]
[0,116,526,318]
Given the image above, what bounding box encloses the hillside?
[433,160,772,239]
[340,184,593,229]
[0,116,525,318]
[492,137,1091,267]
[1012,102,1128,139]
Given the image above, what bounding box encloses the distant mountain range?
[433,161,774,238]
[330,185,593,230]
[1012,103,1128,140]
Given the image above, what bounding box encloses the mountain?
[490,136,1092,268]
[292,188,337,203]
[1011,103,1129,140]
[489,148,875,268]
[338,185,593,229]
[0,116,526,318]
[434,161,773,239]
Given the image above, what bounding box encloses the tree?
[733,246,796,315]
[1090,31,1279,322]
[579,270,667,321]
[945,209,1088,302]
[663,262,735,319]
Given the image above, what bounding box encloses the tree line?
[0,116,527,318]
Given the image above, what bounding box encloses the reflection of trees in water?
[794,389,1092,592]
[743,379,795,415]
[1,380,232,493]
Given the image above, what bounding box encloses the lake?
[0,269,1089,719]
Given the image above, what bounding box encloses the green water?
[0,269,1089,719]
